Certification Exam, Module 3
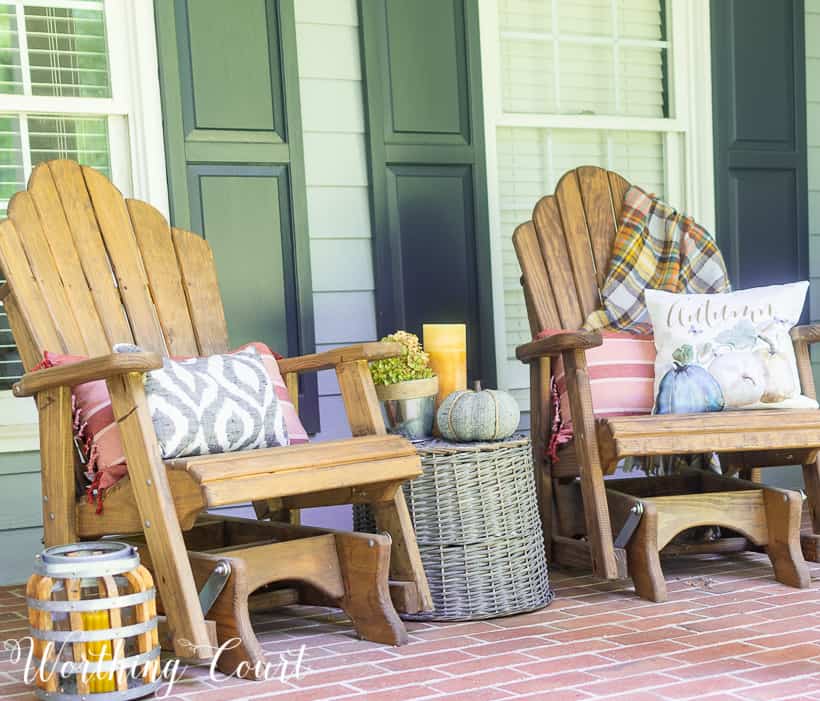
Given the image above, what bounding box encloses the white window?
[480,0,715,407]
[0,0,166,446]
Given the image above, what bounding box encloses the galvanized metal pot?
[375,376,438,440]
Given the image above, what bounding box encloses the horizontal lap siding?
[296,0,375,528]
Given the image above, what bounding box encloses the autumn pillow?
[644,282,818,414]
[38,341,308,506]
[542,330,656,458]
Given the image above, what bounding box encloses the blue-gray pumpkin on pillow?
[437,383,520,442]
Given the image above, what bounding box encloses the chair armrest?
[277,342,404,375]
[791,325,820,344]
[13,352,163,397]
[516,330,603,363]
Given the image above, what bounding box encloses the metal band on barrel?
[26,588,155,612]
[31,645,160,675]
[31,618,157,643]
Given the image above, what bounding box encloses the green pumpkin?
[437,382,520,442]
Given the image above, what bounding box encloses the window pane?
[501,38,556,113]
[499,0,551,32]
[27,114,110,172]
[25,5,111,98]
[0,3,22,94]
[559,42,615,115]
[558,0,612,37]
[619,46,666,117]
[618,0,665,40]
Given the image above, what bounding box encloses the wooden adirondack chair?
[0,160,432,678]
[514,165,820,601]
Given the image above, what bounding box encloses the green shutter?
[154,0,318,431]
[359,0,495,386]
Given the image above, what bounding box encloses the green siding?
[0,451,43,584]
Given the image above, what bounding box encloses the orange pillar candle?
[423,323,467,408]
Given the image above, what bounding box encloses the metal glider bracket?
[199,560,231,616]
[614,502,644,549]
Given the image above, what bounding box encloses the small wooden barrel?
[26,541,161,700]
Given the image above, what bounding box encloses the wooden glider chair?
[514,165,820,601]
[0,160,432,679]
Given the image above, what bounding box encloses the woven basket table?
[355,435,552,621]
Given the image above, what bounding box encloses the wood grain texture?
[82,166,166,353]
[562,349,618,578]
[279,342,404,374]
[577,165,619,289]
[46,160,134,347]
[516,330,602,362]
[512,220,560,331]
[554,170,602,318]
[763,488,811,588]
[127,199,199,356]
[529,357,552,557]
[37,387,77,546]
[0,219,63,353]
[530,196,584,329]
[26,163,109,355]
[7,190,87,353]
[14,352,162,397]
[172,227,230,356]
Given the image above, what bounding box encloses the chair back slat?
[27,164,111,355]
[553,171,603,319]
[531,195,584,329]
[577,166,619,290]
[7,191,88,353]
[172,227,230,356]
[517,166,632,333]
[127,200,199,357]
[81,166,167,354]
[47,160,134,349]
[0,218,65,354]
[513,221,561,333]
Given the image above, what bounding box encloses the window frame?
[0,0,168,451]
[479,0,716,398]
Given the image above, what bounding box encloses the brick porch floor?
[3,553,820,700]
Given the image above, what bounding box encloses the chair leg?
[763,488,810,589]
[372,491,434,612]
[336,532,407,646]
[626,502,667,602]
[802,459,820,561]
[530,357,553,559]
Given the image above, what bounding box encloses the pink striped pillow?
[39,342,308,509]
[538,331,656,457]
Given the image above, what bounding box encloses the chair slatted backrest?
[514,166,631,335]
[0,160,231,369]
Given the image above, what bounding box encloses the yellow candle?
[423,323,467,408]
[82,610,115,693]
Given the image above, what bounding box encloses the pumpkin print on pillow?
[644,282,818,414]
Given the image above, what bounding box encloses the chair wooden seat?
[597,409,820,473]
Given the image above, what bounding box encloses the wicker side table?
[357,435,552,621]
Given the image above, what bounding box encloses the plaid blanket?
[583,185,730,333]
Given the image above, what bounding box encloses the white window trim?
[0,0,169,452]
[479,0,716,396]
